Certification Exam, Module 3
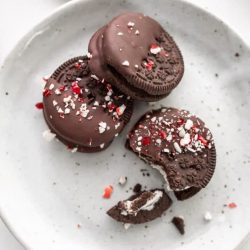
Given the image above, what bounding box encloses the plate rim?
[0,0,249,249]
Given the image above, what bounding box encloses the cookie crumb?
[133,183,142,193]
[172,216,185,235]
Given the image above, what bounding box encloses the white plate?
[1,0,250,249]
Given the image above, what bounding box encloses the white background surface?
[0,0,249,249]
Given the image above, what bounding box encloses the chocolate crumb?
[123,154,126,158]
[133,183,142,193]
[5,92,9,96]
[235,52,240,57]
[215,73,219,78]
[172,216,185,235]
[146,173,150,177]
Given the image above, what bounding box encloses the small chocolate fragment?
[172,216,185,235]
[133,183,142,193]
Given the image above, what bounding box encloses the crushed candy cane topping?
[130,108,215,155]
[42,58,130,143]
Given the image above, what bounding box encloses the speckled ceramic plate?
[1,0,250,249]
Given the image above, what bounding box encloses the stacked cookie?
[42,12,216,225]
[43,12,184,153]
[88,12,184,101]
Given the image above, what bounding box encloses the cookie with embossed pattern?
[42,56,133,153]
[126,107,216,200]
[101,12,184,100]
[88,25,169,101]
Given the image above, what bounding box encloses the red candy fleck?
[150,44,159,49]
[35,102,44,109]
[59,85,65,92]
[103,185,113,199]
[74,62,81,70]
[78,97,84,103]
[198,135,208,146]
[106,84,113,91]
[177,118,185,125]
[43,88,51,97]
[142,137,151,146]
[71,82,81,94]
[108,103,116,111]
[145,60,154,71]
[228,202,237,209]
[159,130,167,139]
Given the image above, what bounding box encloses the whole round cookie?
[127,107,216,200]
[88,26,169,101]
[42,56,133,152]
[102,12,184,98]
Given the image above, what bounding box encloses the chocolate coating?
[127,107,216,193]
[43,56,133,152]
[88,26,169,101]
[107,189,172,224]
[102,12,184,97]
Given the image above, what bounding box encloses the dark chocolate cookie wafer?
[43,56,133,152]
[107,189,172,224]
[88,26,169,101]
[127,107,216,200]
[102,12,184,99]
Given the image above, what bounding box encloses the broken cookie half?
[126,107,216,200]
[107,189,172,224]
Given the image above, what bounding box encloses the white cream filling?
[121,190,163,216]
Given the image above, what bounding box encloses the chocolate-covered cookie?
[107,189,172,224]
[43,56,133,152]
[101,12,184,100]
[127,107,216,200]
[88,26,169,101]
